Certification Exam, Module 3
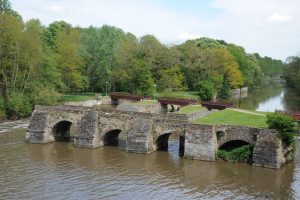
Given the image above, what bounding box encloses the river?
[0,129,300,199]
[230,84,300,112]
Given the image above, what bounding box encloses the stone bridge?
[26,105,289,169]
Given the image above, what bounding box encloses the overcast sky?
[10,0,300,60]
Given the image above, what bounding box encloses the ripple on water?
[0,129,299,200]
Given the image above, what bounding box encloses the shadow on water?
[19,131,298,199]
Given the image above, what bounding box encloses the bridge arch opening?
[218,140,254,164]
[52,121,73,141]
[103,129,121,146]
[156,133,185,157]
[219,140,250,151]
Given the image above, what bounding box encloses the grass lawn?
[177,105,204,114]
[130,100,158,106]
[62,94,97,102]
[157,91,198,99]
[193,109,268,128]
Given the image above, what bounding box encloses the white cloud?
[49,5,64,13]
[177,33,202,41]
[266,13,292,23]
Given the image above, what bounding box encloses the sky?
[10,0,300,60]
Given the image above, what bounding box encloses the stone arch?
[155,131,185,157]
[216,127,258,148]
[103,129,122,146]
[52,120,74,141]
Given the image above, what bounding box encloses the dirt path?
[228,108,266,116]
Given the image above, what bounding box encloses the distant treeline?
[284,56,300,93]
[0,0,284,119]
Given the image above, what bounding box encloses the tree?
[195,80,215,101]
[157,65,186,91]
[0,0,11,12]
[81,25,126,92]
[55,28,85,92]
[284,56,300,93]
[219,73,231,99]
[0,12,24,97]
[44,21,71,50]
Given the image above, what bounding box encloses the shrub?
[217,144,254,163]
[6,92,33,118]
[218,74,231,99]
[194,80,215,101]
[30,85,62,105]
[266,113,296,145]
[0,95,6,120]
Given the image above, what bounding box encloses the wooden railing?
[201,101,232,110]
[110,92,144,101]
[157,97,198,106]
[275,110,300,122]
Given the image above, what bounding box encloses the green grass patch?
[193,109,268,128]
[62,94,96,102]
[157,91,198,99]
[217,144,254,163]
[130,100,158,106]
[177,105,204,114]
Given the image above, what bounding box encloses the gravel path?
[228,108,266,116]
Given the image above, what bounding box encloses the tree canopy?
[0,0,287,118]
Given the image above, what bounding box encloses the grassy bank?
[193,109,267,128]
[62,93,97,102]
[177,105,204,114]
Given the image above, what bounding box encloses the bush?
[218,74,231,99]
[217,144,254,163]
[266,113,296,145]
[6,92,33,118]
[30,85,62,105]
[0,95,6,120]
[194,80,215,101]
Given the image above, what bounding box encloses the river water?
[0,129,300,199]
[230,85,300,112]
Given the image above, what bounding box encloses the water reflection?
[0,130,298,199]
[230,85,300,112]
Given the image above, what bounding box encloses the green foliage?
[195,80,215,100]
[255,53,284,77]
[218,73,231,99]
[266,113,296,145]
[157,65,186,91]
[0,95,6,119]
[0,1,287,120]
[0,0,11,11]
[284,56,300,93]
[6,92,32,118]
[30,85,62,105]
[217,144,254,163]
